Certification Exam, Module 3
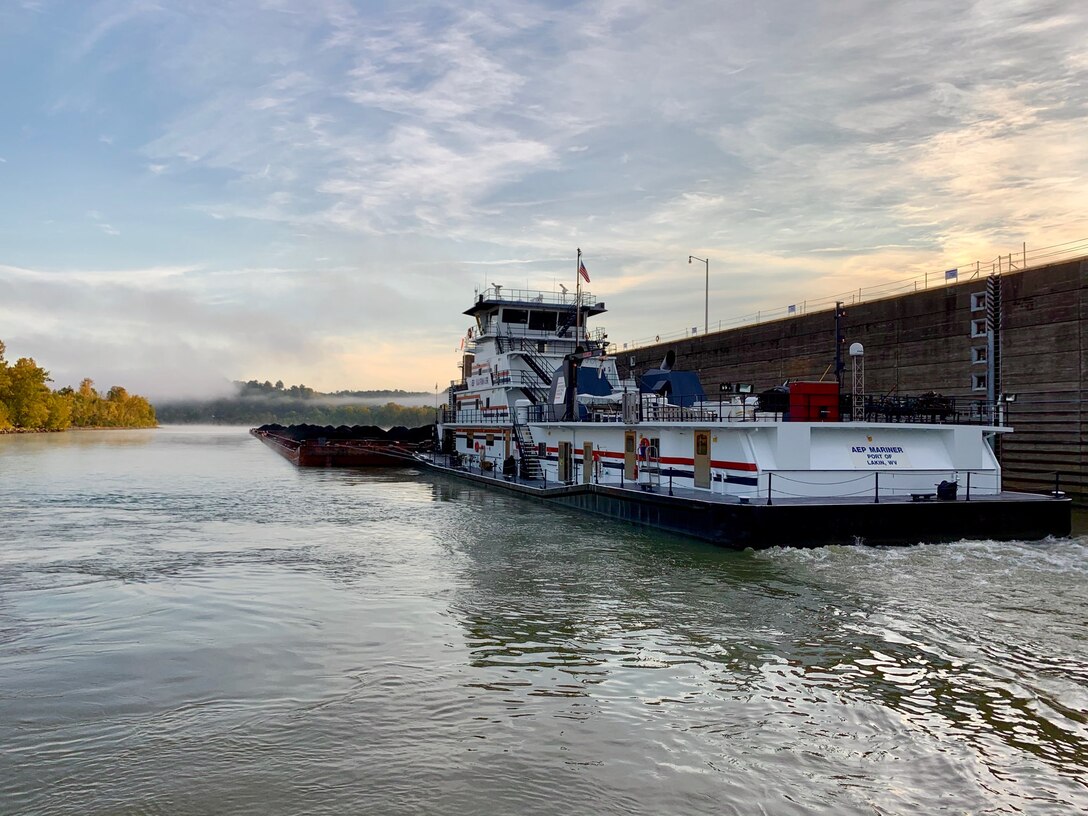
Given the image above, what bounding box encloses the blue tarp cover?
[577,366,613,396]
[639,369,706,403]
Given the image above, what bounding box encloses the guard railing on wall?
[619,237,1088,352]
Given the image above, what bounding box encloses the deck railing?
[443,394,1006,427]
[475,286,595,307]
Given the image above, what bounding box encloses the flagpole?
[576,247,582,346]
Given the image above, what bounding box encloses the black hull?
[418,459,1071,548]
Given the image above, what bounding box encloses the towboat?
[424,283,1070,548]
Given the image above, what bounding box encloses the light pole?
[689,255,709,335]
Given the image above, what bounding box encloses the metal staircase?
[511,413,544,481]
[519,345,554,387]
[500,333,555,404]
[638,445,661,492]
[556,304,579,337]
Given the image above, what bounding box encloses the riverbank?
[0,425,159,434]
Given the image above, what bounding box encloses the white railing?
[476,285,595,306]
[618,237,1088,351]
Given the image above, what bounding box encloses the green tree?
[4,357,51,428]
[0,341,11,430]
[128,395,156,426]
[0,343,155,431]
[44,390,73,430]
[70,379,100,426]
[105,385,131,426]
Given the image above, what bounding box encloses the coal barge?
[251,423,431,467]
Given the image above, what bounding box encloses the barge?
[252,424,428,467]
[424,275,1070,548]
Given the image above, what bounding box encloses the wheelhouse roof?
[464,289,607,318]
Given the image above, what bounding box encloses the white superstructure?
[438,286,1006,503]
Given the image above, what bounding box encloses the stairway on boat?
[498,333,553,405]
[511,418,544,480]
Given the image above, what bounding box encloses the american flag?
[578,261,590,283]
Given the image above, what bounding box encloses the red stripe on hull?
[542,446,755,471]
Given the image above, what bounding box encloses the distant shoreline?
[0,425,159,435]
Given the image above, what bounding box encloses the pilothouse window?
[501,308,528,325]
[528,311,559,332]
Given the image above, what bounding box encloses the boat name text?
[849,444,910,467]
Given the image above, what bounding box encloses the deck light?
[689,255,709,335]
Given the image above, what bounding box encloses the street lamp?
[689,255,709,335]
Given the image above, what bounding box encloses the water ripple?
[1,428,1086,815]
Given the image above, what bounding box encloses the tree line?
[153,379,434,426]
[235,379,429,401]
[155,395,435,428]
[0,341,156,431]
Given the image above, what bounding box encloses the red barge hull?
[251,429,421,467]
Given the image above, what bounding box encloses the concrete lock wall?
[620,258,1087,502]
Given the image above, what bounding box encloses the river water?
[1,426,1086,815]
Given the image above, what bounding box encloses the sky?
[1,0,1086,400]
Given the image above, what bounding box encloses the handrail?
[475,286,594,306]
[493,371,546,388]
[618,238,1088,351]
[448,394,1005,427]
[762,468,996,502]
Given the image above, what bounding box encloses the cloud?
[71,0,161,61]
[0,262,198,287]
[140,7,562,236]
[0,257,465,397]
[459,257,553,266]
[129,0,1088,263]
[3,0,1087,393]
